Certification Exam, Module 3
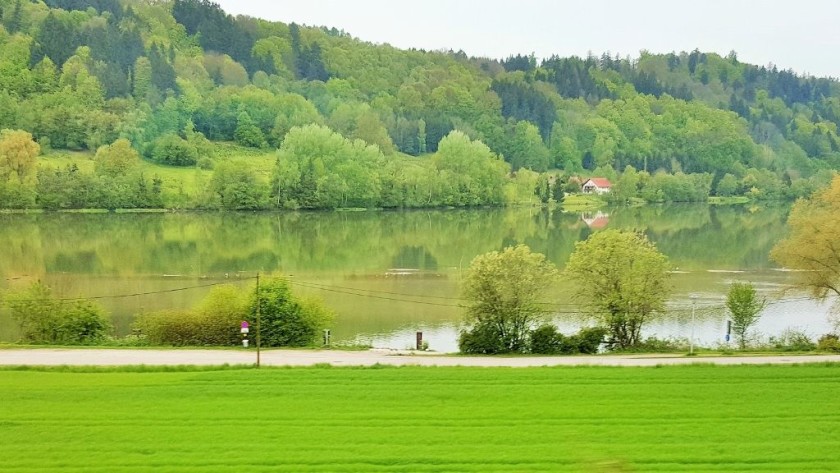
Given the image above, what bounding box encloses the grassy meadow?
[1,364,839,472]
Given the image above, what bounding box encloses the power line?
[2,278,256,303]
[3,272,833,314]
[288,279,462,308]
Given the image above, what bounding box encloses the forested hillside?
[0,0,838,209]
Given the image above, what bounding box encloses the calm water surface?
[0,204,833,351]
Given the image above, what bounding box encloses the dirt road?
[1,348,840,367]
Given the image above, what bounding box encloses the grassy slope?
[37,144,431,209]
[38,143,279,206]
[1,364,838,472]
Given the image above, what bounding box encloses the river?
[0,204,834,351]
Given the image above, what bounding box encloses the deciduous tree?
[0,128,39,183]
[94,138,139,177]
[460,245,558,353]
[566,230,671,349]
[726,282,766,349]
[771,176,840,310]
[248,277,332,347]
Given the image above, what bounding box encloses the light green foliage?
[529,325,607,354]
[6,281,110,345]
[93,138,139,177]
[507,121,550,171]
[135,285,247,346]
[233,111,266,148]
[275,124,384,209]
[0,128,39,183]
[566,229,671,348]
[432,130,509,206]
[0,33,33,96]
[716,173,740,196]
[0,2,836,211]
[0,128,38,207]
[270,93,323,145]
[772,175,840,307]
[248,277,332,347]
[208,160,269,210]
[461,245,558,353]
[640,171,713,202]
[328,102,395,154]
[150,133,198,166]
[202,53,248,86]
[608,165,641,203]
[726,282,766,349]
[1,366,840,471]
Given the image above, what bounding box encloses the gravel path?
[1,348,840,367]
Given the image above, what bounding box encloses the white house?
[581,178,612,195]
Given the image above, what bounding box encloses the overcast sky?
[213,0,840,78]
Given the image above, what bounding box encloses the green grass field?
[1,364,839,472]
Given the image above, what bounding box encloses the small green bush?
[817,334,840,352]
[150,134,198,166]
[612,336,688,353]
[769,328,816,352]
[459,323,507,354]
[134,285,246,346]
[529,324,564,354]
[197,157,214,170]
[526,325,606,355]
[570,326,608,354]
[248,277,333,347]
[7,282,111,345]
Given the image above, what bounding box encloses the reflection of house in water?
[582,211,609,229]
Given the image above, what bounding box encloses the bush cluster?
[768,328,817,352]
[458,323,606,355]
[7,282,110,345]
[133,278,332,347]
[134,309,242,346]
[817,334,840,352]
[528,325,607,355]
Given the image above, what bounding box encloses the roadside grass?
[1,364,838,472]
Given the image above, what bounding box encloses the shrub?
[197,157,214,170]
[459,323,507,354]
[529,324,564,354]
[248,277,332,347]
[570,326,608,354]
[134,285,246,346]
[609,336,687,353]
[769,328,816,352]
[150,134,198,166]
[526,325,607,355]
[817,334,840,352]
[7,282,110,345]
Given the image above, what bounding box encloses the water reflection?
[1,204,831,348]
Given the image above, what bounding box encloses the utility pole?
[689,295,697,355]
[256,272,261,369]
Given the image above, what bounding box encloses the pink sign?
[241,321,249,329]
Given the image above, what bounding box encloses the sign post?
[240,321,249,348]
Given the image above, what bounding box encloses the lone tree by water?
[566,230,671,349]
[460,245,558,354]
[726,282,766,349]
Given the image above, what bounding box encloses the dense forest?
[0,0,838,209]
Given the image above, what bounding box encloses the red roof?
[585,178,612,188]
